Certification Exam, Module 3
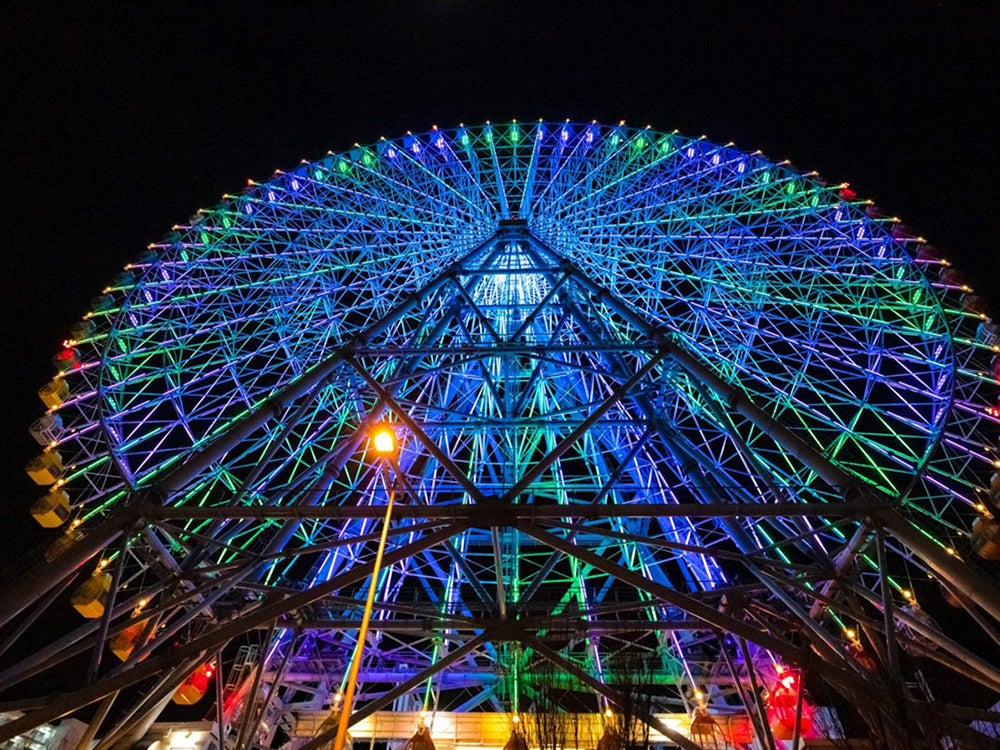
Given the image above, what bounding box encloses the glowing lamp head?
[372,425,396,455]
[605,707,613,719]
[512,715,519,725]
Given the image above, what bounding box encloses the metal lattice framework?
[3,121,1000,750]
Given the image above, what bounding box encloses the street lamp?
[332,424,399,750]
[372,423,397,456]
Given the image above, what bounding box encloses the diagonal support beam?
[0,524,464,741]
[0,235,508,633]
[515,521,867,691]
[524,231,1000,627]
[0,508,142,631]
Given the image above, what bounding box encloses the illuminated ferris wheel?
[3,121,1000,750]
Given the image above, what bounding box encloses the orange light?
[372,425,396,455]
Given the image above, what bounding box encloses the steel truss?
[3,122,1000,750]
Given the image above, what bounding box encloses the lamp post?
[332,424,399,750]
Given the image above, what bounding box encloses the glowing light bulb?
[372,425,396,455]
[845,628,857,640]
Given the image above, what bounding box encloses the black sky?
[1,1,997,555]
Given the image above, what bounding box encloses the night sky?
[1,0,997,635]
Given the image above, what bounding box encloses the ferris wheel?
[3,121,1000,750]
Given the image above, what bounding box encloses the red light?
[766,671,813,739]
[53,348,80,372]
